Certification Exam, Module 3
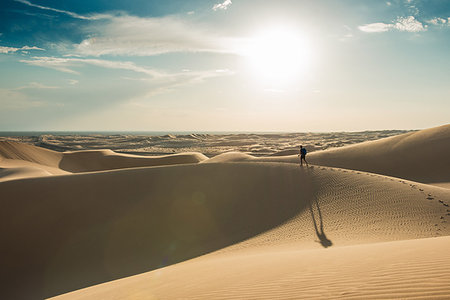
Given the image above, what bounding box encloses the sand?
[0,124,449,299]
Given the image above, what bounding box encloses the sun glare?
[244,28,312,86]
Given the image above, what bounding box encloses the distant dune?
[0,140,207,181]
[1,124,450,299]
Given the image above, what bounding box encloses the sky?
[0,0,449,132]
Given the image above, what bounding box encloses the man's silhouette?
[298,145,308,166]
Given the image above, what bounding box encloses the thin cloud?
[359,16,426,33]
[0,45,45,53]
[213,0,232,11]
[15,82,59,90]
[74,15,241,57]
[358,23,392,33]
[20,57,165,77]
[126,68,234,99]
[19,56,233,99]
[13,0,109,20]
[20,56,233,82]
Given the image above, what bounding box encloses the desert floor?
[1,124,449,299]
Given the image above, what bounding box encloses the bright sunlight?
[244,28,312,86]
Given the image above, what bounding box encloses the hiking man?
[298,145,308,166]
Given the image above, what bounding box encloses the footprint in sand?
[419,188,424,192]
[427,197,434,200]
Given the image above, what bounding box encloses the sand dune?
[2,163,450,299]
[0,140,63,169]
[201,151,255,163]
[1,125,450,299]
[259,124,450,184]
[2,130,410,157]
[60,150,208,172]
[0,140,207,181]
[1,163,310,299]
[53,236,450,300]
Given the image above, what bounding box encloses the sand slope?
[259,124,450,184]
[0,140,208,181]
[2,163,450,299]
[0,163,310,299]
[53,236,450,300]
[60,150,208,172]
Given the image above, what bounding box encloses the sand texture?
[0,124,449,299]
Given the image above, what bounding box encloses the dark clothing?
[300,148,307,155]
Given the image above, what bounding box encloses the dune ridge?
[0,140,207,182]
[259,124,450,184]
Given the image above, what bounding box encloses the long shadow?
[309,197,333,248]
[303,165,333,248]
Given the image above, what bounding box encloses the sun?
[244,28,312,86]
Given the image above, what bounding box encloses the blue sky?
[0,0,449,131]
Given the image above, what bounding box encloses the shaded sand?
[259,124,450,184]
[1,125,450,299]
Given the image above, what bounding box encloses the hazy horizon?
[1,0,449,132]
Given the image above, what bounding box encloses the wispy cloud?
[19,56,234,98]
[135,69,234,98]
[359,16,426,33]
[213,0,232,11]
[74,15,241,57]
[20,57,165,77]
[358,23,392,33]
[0,45,45,54]
[13,0,109,20]
[15,82,59,90]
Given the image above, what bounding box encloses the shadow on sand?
[309,197,333,248]
[303,165,333,248]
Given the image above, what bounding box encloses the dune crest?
[257,124,450,184]
[0,140,208,181]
